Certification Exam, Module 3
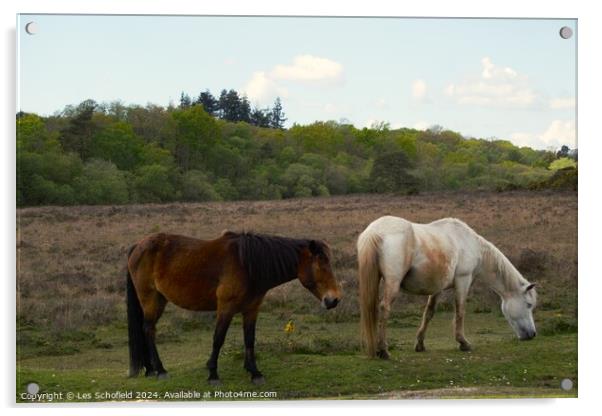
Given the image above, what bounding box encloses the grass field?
[16,191,578,402]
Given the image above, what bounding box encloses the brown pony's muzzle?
[322,296,340,310]
[322,296,341,309]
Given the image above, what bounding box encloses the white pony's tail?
[358,229,382,357]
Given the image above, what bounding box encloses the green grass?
[16,311,577,402]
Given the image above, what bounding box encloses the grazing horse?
[358,216,537,358]
[126,230,341,384]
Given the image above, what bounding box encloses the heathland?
[16,191,577,401]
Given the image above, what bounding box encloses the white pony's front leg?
[454,274,473,351]
[376,277,401,359]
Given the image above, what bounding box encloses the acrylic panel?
[16,14,577,403]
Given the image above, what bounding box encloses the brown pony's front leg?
[206,310,234,385]
[243,298,265,385]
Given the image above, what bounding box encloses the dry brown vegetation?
[16,190,577,333]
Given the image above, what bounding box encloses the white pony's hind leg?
[376,231,414,359]
[414,293,440,352]
[454,274,473,351]
[376,277,401,359]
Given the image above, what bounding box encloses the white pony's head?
[501,283,537,340]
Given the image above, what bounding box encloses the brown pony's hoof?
[376,349,390,360]
[208,378,222,386]
[414,342,426,352]
[157,372,170,380]
[251,376,266,385]
[459,342,472,352]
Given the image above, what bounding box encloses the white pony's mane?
[478,236,528,293]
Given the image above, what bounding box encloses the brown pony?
[126,230,341,385]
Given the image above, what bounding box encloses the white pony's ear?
[525,283,536,292]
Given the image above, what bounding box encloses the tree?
[218,89,242,122]
[90,122,144,170]
[239,95,251,123]
[181,170,221,201]
[73,159,129,204]
[171,105,220,170]
[556,145,570,159]
[370,150,419,194]
[196,90,218,116]
[17,114,61,153]
[270,97,287,129]
[250,107,271,127]
[549,157,577,170]
[179,92,192,109]
[59,99,98,160]
[126,104,175,147]
[132,164,175,202]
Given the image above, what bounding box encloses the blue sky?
[18,15,576,150]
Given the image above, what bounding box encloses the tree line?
[16,96,575,207]
[179,89,286,129]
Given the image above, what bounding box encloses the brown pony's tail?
[358,230,382,357]
[126,245,146,377]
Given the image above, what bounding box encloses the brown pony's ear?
[308,240,322,256]
[525,283,536,292]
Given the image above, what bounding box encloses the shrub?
[73,159,129,204]
[132,164,175,202]
[181,170,221,201]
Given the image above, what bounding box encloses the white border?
[3,1,600,415]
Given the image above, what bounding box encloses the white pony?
[358,215,537,358]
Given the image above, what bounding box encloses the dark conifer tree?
[179,92,192,108]
[270,97,287,129]
[239,95,252,123]
[250,107,271,127]
[196,90,218,116]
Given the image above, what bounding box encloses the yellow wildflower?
[284,320,295,334]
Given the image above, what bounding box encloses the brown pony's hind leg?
[206,308,234,385]
[140,291,168,378]
[415,293,440,352]
[242,297,265,385]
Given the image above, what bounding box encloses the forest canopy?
[16,92,575,207]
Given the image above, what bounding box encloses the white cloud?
[243,71,288,104]
[243,55,343,105]
[510,120,576,150]
[549,97,575,109]
[412,79,427,100]
[445,57,538,108]
[270,55,343,83]
[540,120,576,145]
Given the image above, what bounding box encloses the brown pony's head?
[298,240,342,309]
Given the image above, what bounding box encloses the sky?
[17,15,577,150]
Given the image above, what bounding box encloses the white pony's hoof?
[459,342,472,352]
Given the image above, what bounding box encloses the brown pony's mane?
[230,231,328,291]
